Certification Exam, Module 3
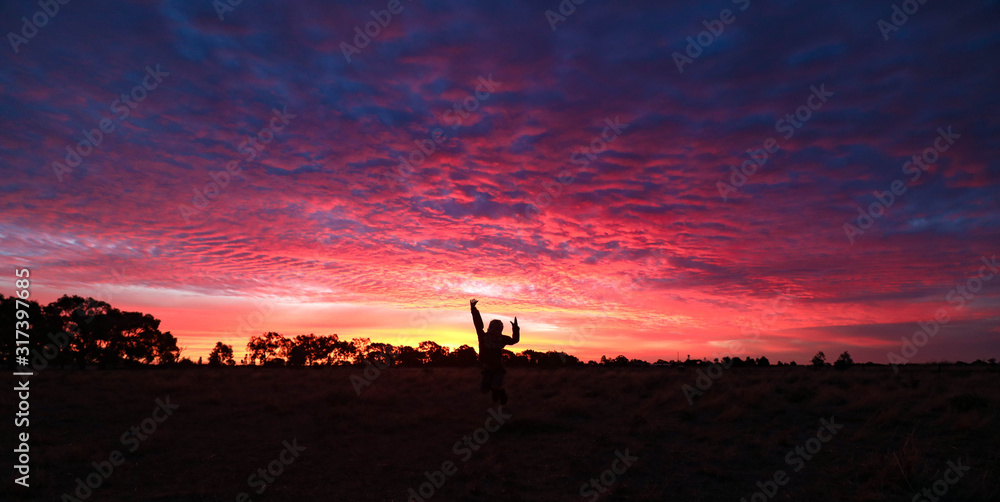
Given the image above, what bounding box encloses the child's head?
[487,319,504,335]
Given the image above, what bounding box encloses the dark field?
[3,366,999,501]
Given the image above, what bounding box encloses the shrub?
[833,351,854,370]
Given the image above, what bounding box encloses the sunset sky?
[2,0,998,364]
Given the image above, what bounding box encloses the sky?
[2,0,999,364]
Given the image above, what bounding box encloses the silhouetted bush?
[833,351,854,370]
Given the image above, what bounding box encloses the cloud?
[1,0,998,362]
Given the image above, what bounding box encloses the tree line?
[210,333,583,368]
[0,294,585,369]
[8,295,993,370]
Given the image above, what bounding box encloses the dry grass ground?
[2,365,998,501]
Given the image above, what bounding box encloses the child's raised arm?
[508,317,520,345]
[470,298,485,336]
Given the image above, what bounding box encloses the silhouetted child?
[470,298,519,409]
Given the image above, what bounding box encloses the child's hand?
[470,298,478,307]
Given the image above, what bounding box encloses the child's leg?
[491,372,507,404]
[480,370,493,394]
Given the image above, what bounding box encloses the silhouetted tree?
[521,350,581,367]
[49,295,111,367]
[503,349,529,367]
[756,356,770,367]
[833,351,854,370]
[286,340,308,366]
[319,334,355,365]
[350,337,371,364]
[110,310,170,365]
[154,331,181,364]
[246,332,291,365]
[364,342,398,366]
[0,295,61,369]
[208,342,235,366]
[449,344,479,366]
[811,351,827,368]
[271,334,352,366]
[418,341,450,366]
[555,351,581,366]
[4,294,181,368]
[396,345,424,367]
[287,334,321,366]
[521,349,543,365]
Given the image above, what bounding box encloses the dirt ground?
[2,365,998,501]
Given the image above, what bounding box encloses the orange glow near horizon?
[27,253,999,365]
